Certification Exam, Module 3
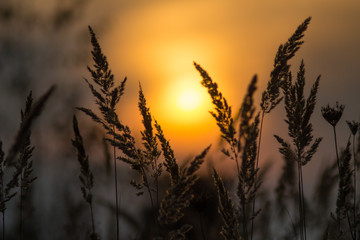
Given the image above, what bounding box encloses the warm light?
[160,76,211,125]
[177,89,202,111]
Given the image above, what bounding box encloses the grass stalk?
[333,126,341,171]
[250,110,265,240]
[141,167,156,222]
[199,212,206,240]
[2,212,4,240]
[19,177,23,240]
[353,133,357,240]
[333,124,354,238]
[298,159,306,240]
[112,126,120,240]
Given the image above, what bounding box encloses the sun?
[177,89,202,111]
[158,77,212,125]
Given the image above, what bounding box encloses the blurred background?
[1,0,360,239]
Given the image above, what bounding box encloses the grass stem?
[199,212,206,240]
[250,110,265,240]
[352,134,357,240]
[113,126,120,240]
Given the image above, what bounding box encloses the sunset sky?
[93,0,360,178]
[2,0,360,182]
[3,2,360,238]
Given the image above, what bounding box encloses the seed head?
[346,120,359,135]
[321,102,345,127]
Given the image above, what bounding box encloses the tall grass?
[275,60,322,240]
[0,87,54,240]
[2,15,360,240]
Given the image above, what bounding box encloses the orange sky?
[92,0,360,182]
[1,0,360,187]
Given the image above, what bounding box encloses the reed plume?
[253,17,312,239]
[0,87,54,240]
[213,169,241,240]
[17,92,37,240]
[77,26,127,239]
[72,115,100,240]
[347,120,359,239]
[274,60,322,240]
[195,62,260,240]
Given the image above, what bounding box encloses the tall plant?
[275,61,321,240]
[77,26,127,240]
[195,62,259,240]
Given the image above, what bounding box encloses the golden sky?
[1,0,360,184]
[93,0,360,178]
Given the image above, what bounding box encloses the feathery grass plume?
[111,85,163,218]
[138,83,162,205]
[347,120,359,239]
[193,62,240,177]
[193,62,236,149]
[0,88,53,240]
[275,147,297,217]
[0,140,8,240]
[213,169,241,240]
[80,27,168,234]
[254,17,311,239]
[17,92,37,240]
[347,121,359,136]
[195,62,260,240]
[5,86,55,167]
[77,26,127,240]
[261,17,311,114]
[156,126,210,239]
[237,76,260,240]
[155,121,179,184]
[167,224,193,240]
[72,115,100,240]
[157,142,210,225]
[334,141,354,239]
[274,60,322,240]
[313,161,337,215]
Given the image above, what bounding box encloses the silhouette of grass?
[3,14,360,240]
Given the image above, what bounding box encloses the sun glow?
[161,77,211,125]
[177,89,202,111]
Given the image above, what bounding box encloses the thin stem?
[113,127,119,240]
[297,161,304,240]
[346,211,355,240]
[2,211,4,240]
[19,175,23,240]
[250,110,265,240]
[333,126,354,238]
[353,134,357,240]
[231,143,241,178]
[333,126,340,171]
[299,163,306,240]
[199,212,206,240]
[242,197,249,240]
[142,168,156,223]
[89,202,96,235]
[285,207,298,240]
[154,157,159,207]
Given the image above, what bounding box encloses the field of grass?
[1,6,360,240]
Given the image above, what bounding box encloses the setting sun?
[177,88,202,111]
[160,76,212,125]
